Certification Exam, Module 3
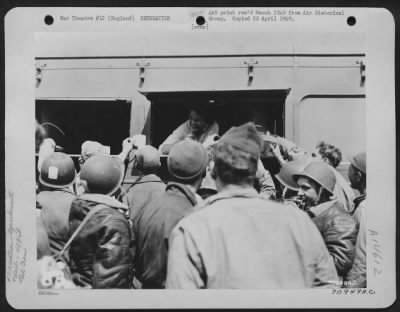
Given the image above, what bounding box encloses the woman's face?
[189,110,207,133]
[297,177,320,209]
[311,149,332,166]
[311,149,323,161]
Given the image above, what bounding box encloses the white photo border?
[4,7,396,309]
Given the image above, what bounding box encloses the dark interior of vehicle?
[36,90,287,183]
[147,90,287,147]
[147,90,288,181]
[36,99,131,157]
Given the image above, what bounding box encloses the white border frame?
[4,7,396,309]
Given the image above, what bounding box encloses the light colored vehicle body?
[35,32,365,180]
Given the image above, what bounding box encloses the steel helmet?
[168,140,208,182]
[79,154,124,195]
[293,161,336,195]
[275,158,309,191]
[39,152,76,189]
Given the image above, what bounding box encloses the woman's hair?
[315,141,342,168]
[190,103,216,124]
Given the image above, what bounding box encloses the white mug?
[132,134,146,149]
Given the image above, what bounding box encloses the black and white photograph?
[5,7,396,309]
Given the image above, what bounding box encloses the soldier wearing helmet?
[75,137,137,197]
[166,123,338,289]
[294,161,337,210]
[294,161,358,283]
[274,157,309,208]
[37,152,77,260]
[125,145,165,222]
[68,155,133,288]
[132,140,208,288]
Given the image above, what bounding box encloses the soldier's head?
[211,122,262,189]
[167,139,208,189]
[294,161,336,209]
[348,152,366,192]
[133,145,161,175]
[275,157,309,200]
[79,155,124,196]
[39,152,76,191]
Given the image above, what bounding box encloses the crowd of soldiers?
[35,105,366,290]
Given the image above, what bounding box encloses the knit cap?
[213,122,262,172]
[350,152,366,174]
[167,139,208,182]
[135,145,161,172]
[218,122,262,159]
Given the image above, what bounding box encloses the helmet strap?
[71,183,77,196]
[315,186,324,206]
[282,187,288,198]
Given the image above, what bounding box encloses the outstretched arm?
[159,123,188,155]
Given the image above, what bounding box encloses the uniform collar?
[353,193,366,209]
[185,184,204,205]
[308,199,337,218]
[166,182,198,206]
[136,174,163,184]
[79,193,129,210]
[203,186,259,206]
[38,186,75,195]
